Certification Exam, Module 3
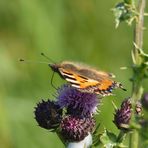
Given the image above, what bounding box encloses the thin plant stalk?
[130,0,146,147]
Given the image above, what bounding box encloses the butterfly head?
[48,63,60,73]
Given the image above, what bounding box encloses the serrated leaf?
[98,129,128,148]
[113,2,137,28]
[93,123,101,135]
[106,130,117,142]
[100,129,117,147]
[133,42,148,64]
[92,123,102,147]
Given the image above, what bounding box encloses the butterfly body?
[49,61,126,96]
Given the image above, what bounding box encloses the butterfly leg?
[50,71,58,90]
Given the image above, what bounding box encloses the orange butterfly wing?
[59,68,99,87]
[59,68,115,95]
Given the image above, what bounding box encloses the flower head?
[113,98,132,130]
[60,115,95,142]
[57,85,99,117]
[34,100,62,130]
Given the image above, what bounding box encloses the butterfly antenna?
[19,58,49,64]
[50,71,58,90]
[41,52,55,64]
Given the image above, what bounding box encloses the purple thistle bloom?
[57,85,99,117]
[34,100,62,130]
[113,98,132,130]
[60,115,95,142]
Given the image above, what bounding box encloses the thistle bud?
[60,115,95,142]
[113,99,132,130]
[34,100,62,130]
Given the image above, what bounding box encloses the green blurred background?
[0,0,148,147]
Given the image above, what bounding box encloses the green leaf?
[92,123,102,147]
[98,129,127,148]
[132,43,148,78]
[133,43,148,64]
[100,129,117,147]
[112,2,137,28]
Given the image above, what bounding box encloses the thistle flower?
[34,100,62,130]
[57,85,99,117]
[60,115,95,142]
[113,99,132,130]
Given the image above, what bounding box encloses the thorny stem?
[134,0,145,51]
[130,0,146,148]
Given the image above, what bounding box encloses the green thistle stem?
[129,129,139,148]
[130,0,146,147]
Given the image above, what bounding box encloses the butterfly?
[49,61,126,96]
